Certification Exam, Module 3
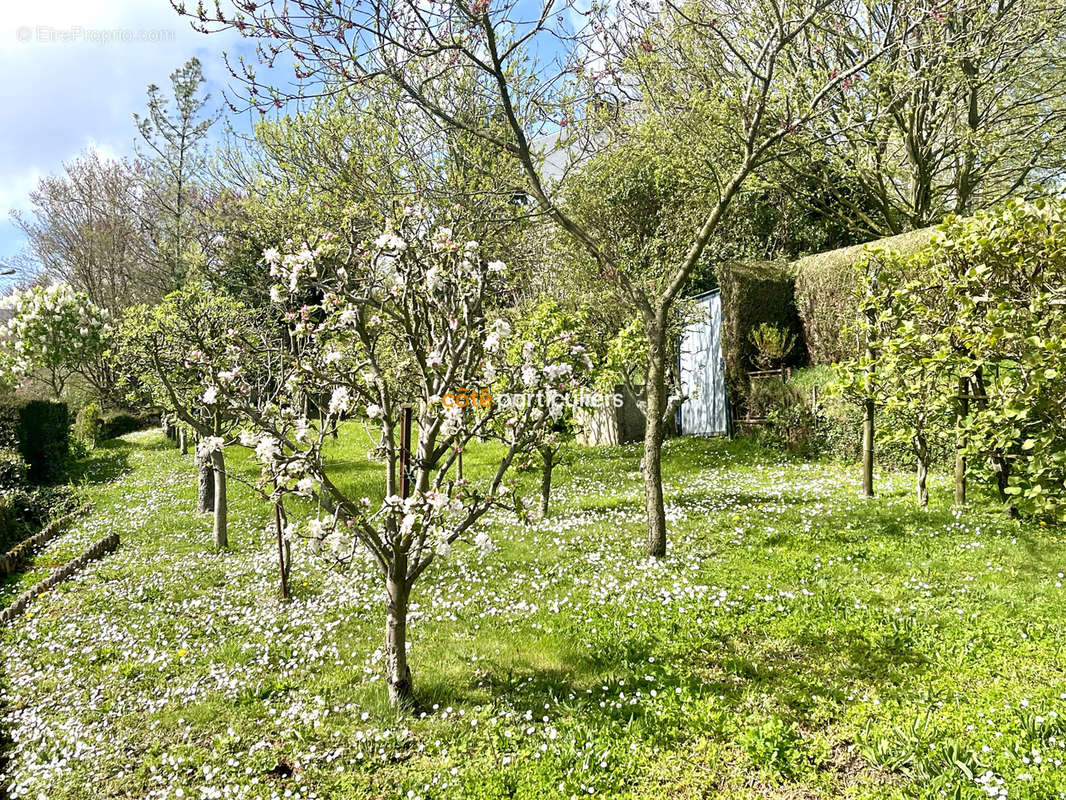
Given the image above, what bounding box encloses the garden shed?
[677,290,730,436]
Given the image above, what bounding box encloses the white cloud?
[0,0,249,264]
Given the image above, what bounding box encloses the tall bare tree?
[11,151,159,312]
[785,0,1066,237]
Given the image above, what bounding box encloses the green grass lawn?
[2,427,1066,799]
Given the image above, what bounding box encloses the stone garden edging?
[0,532,119,625]
[0,504,92,578]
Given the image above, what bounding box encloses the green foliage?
[793,250,864,365]
[117,285,255,437]
[749,322,797,370]
[134,57,217,291]
[99,411,149,440]
[748,382,826,458]
[0,446,28,490]
[787,0,1066,238]
[838,199,1066,517]
[0,484,80,553]
[561,127,715,297]
[739,716,805,778]
[932,200,1066,519]
[74,402,103,448]
[768,367,952,470]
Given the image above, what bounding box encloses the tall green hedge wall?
[792,227,937,364]
[0,399,70,484]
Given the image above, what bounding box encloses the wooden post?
[399,404,412,499]
[954,375,968,506]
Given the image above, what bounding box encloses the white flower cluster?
[0,283,110,380]
[264,242,318,293]
[195,436,225,458]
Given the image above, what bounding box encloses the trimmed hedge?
[717,260,806,410]
[100,410,153,440]
[792,228,937,364]
[0,399,70,484]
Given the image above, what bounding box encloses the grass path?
[2,430,1066,799]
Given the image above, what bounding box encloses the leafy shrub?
[747,367,955,468]
[747,380,825,457]
[100,410,151,440]
[749,322,796,370]
[74,401,103,447]
[0,398,70,484]
[0,446,28,490]
[0,485,81,552]
[835,200,1066,518]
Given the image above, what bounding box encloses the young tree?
[211,210,588,706]
[177,0,908,557]
[845,260,953,506]
[509,298,593,517]
[911,201,1066,519]
[135,58,218,292]
[119,287,255,548]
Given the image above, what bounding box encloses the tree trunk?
[954,375,968,506]
[862,398,875,498]
[644,324,668,558]
[384,568,413,708]
[540,447,554,518]
[274,499,290,601]
[862,287,876,498]
[196,449,215,513]
[913,431,929,507]
[210,449,228,549]
[179,427,188,455]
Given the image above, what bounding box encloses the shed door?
[679,294,728,435]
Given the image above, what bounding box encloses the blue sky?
[0,0,254,291]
